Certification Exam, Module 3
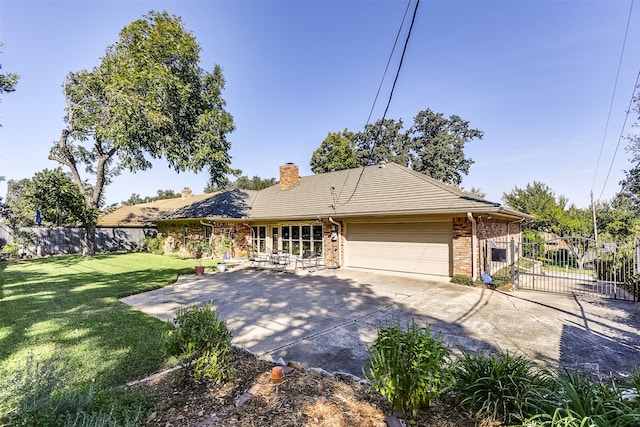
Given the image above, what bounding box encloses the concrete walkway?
[121,267,640,378]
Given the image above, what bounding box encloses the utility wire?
[598,68,640,202]
[590,0,634,196]
[341,0,420,207]
[365,0,412,127]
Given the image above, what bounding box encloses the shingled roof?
[159,163,530,221]
[98,192,217,227]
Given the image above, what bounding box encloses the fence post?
[510,238,516,286]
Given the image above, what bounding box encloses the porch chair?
[271,251,290,272]
[295,250,320,270]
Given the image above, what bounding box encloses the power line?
[341,0,420,207]
[590,0,635,196]
[598,69,640,202]
[365,1,412,127]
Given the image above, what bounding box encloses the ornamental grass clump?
[364,320,450,416]
[162,302,234,383]
[526,371,640,427]
[451,349,556,425]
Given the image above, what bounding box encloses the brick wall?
[279,163,300,190]
[323,219,342,266]
[157,220,248,258]
[452,217,473,276]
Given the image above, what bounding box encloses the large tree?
[48,11,235,255]
[122,189,180,206]
[308,109,482,185]
[310,130,358,174]
[3,169,89,227]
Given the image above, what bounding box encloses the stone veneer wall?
[157,221,249,258]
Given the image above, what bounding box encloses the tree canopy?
[2,168,89,227]
[122,189,180,206]
[309,109,483,185]
[0,43,19,99]
[204,174,278,192]
[48,11,235,255]
[310,130,358,174]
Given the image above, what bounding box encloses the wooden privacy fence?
[0,225,157,256]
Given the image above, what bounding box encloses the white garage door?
[346,222,451,276]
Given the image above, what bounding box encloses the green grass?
[0,253,216,390]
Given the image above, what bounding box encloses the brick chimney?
[181,187,193,198]
[279,163,300,190]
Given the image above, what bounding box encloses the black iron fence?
[482,236,639,302]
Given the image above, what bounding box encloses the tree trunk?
[83,221,97,257]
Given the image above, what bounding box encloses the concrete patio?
[121,266,640,378]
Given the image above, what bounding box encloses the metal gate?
[483,236,639,302]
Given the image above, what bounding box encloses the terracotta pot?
[270,366,285,383]
[194,265,205,275]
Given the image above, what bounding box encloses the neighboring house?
[156,163,531,279]
[97,188,217,251]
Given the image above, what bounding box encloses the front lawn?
[0,253,214,390]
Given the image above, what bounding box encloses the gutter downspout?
[467,212,477,280]
[328,217,342,268]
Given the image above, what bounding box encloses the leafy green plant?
[526,371,640,427]
[141,236,164,255]
[450,274,475,286]
[364,320,450,416]
[215,235,233,259]
[187,240,212,266]
[2,243,19,257]
[451,350,555,424]
[162,302,234,382]
[10,229,38,255]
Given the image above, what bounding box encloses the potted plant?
[214,235,234,273]
[215,235,234,260]
[187,240,212,275]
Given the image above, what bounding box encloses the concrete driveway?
[121,267,640,378]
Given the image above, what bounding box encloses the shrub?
[162,302,234,382]
[526,371,640,427]
[451,274,475,286]
[364,320,450,416]
[2,243,19,257]
[141,236,164,255]
[450,350,555,424]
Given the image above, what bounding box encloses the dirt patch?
[132,347,482,426]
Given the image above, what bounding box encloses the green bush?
[2,243,19,257]
[141,236,164,255]
[450,274,475,286]
[162,302,234,382]
[450,350,555,424]
[364,320,450,416]
[526,371,640,427]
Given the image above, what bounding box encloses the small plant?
[162,302,234,382]
[451,274,475,286]
[10,229,38,255]
[526,371,640,427]
[2,243,19,258]
[364,320,450,416]
[187,240,212,266]
[451,350,555,425]
[141,236,164,254]
[215,235,234,259]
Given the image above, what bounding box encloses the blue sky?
[1,0,639,209]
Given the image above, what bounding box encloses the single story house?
[155,163,531,279]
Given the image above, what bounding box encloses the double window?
[251,226,267,253]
